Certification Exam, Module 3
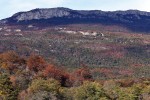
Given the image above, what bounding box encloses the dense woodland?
[0,24,150,80]
[0,51,149,100]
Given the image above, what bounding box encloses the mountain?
[1,7,150,32]
[0,7,150,79]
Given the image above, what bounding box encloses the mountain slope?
[0,8,149,79]
[1,7,150,32]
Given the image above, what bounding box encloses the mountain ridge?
[1,7,150,32]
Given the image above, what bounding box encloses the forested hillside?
[0,51,150,100]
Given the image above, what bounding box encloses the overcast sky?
[0,0,150,19]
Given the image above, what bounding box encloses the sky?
[0,0,150,19]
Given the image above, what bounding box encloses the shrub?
[22,78,61,100]
[0,51,26,74]
[103,80,120,99]
[72,66,93,86]
[0,74,19,100]
[43,64,71,87]
[74,81,107,100]
[74,66,93,80]
[27,55,47,73]
[28,78,60,94]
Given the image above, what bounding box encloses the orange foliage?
[0,51,19,63]
[27,55,47,73]
[70,66,93,86]
[10,75,17,86]
[43,64,71,87]
[74,66,93,80]
[117,79,134,87]
[0,51,26,72]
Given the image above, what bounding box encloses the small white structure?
[4,33,10,36]
[60,30,77,34]
[6,29,11,32]
[74,41,80,44]
[3,27,7,29]
[59,27,63,30]
[79,31,99,36]
[91,32,98,36]
[28,25,33,28]
[65,31,77,34]
[100,47,107,50]
[15,33,23,36]
[0,28,2,31]
[100,33,105,37]
[34,49,39,52]
[56,27,66,30]
[80,31,90,35]
[15,29,21,32]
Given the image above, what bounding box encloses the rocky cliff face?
[12,7,72,21]
[1,7,150,32]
